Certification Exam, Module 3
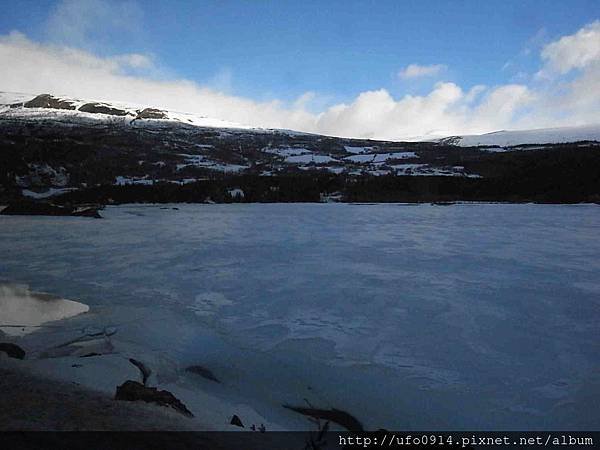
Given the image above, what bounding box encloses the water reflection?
[0,283,89,336]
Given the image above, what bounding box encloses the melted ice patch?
[0,284,89,336]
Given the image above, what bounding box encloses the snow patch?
[284,154,339,164]
[262,147,311,157]
[446,124,600,147]
[345,152,417,163]
[21,187,78,199]
[228,188,245,199]
[344,146,377,154]
[115,176,154,186]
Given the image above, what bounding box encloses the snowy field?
[0,203,599,430]
[447,124,600,147]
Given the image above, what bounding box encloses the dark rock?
[115,380,193,417]
[185,365,220,383]
[136,108,168,120]
[79,352,101,358]
[0,342,26,359]
[72,205,103,218]
[1,201,102,218]
[23,94,77,110]
[129,358,152,385]
[79,103,130,116]
[283,405,363,432]
[1,201,65,216]
[230,414,244,427]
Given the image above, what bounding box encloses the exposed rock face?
[23,94,77,110]
[185,365,220,383]
[136,108,167,120]
[0,343,26,359]
[79,103,130,116]
[115,380,193,417]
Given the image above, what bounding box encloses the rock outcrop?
[22,94,77,110]
[1,201,103,218]
[114,380,193,417]
[79,102,130,116]
[136,108,168,120]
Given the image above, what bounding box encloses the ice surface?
[0,204,599,429]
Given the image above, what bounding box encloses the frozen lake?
[1,203,599,430]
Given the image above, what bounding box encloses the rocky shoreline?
[0,200,103,218]
[0,361,205,431]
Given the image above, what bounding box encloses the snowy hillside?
[0,93,478,181]
[2,92,600,204]
[440,124,600,148]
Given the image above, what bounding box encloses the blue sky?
[1,0,599,139]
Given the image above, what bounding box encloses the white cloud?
[531,20,600,128]
[1,20,600,140]
[45,0,145,50]
[0,31,318,131]
[204,67,234,94]
[113,53,154,70]
[398,63,447,79]
[541,20,600,74]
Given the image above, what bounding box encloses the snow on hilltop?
[3,92,600,148]
[0,92,257,131]
[439,124,600,147]
[1,92,482,180]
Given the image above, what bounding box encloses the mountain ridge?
[1,93,599,205]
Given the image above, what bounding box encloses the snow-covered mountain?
[439,124,600,148]
[0,93,475,180]
[1,93,599,204]
[0,92,258,131]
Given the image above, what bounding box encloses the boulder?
[79,102,129,116]
[230,414,244,427]
[136,108,168,120]
[0,342,26,359]
[115,380,193,417]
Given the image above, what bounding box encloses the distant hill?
[438,124,600,148]
[1,93,599,204]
